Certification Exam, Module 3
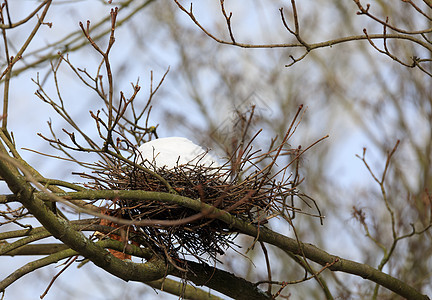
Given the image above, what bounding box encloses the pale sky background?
[1,1,426,299]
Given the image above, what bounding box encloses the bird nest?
[81,146,304,267]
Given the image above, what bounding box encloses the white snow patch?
[137,137,220,170]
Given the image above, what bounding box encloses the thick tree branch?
[173,261,271,300]
[1,243,70,256]
[147,278,225,300]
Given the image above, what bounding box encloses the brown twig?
[40,256,78,299]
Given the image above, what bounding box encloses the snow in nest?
[137,137,220,170]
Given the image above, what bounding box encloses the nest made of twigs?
[81,152,298,265]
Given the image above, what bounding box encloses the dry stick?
[245,105,305,185]
[281,212,329,295]
[354,0,432,34]
[256,258,338,294]
[280,0,310,51]
[219,0,236,43]
[79,8,117,140]
[21,148,96,169]
[412,0,432,15]
[362,24,413,68]
[33,69,102,153]
[40,256,78,299]
[259,241,272,294]
[357,141,405,299]
[0,4,10,107]
[269,134,330,183]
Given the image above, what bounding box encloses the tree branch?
[173,260,271,300]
